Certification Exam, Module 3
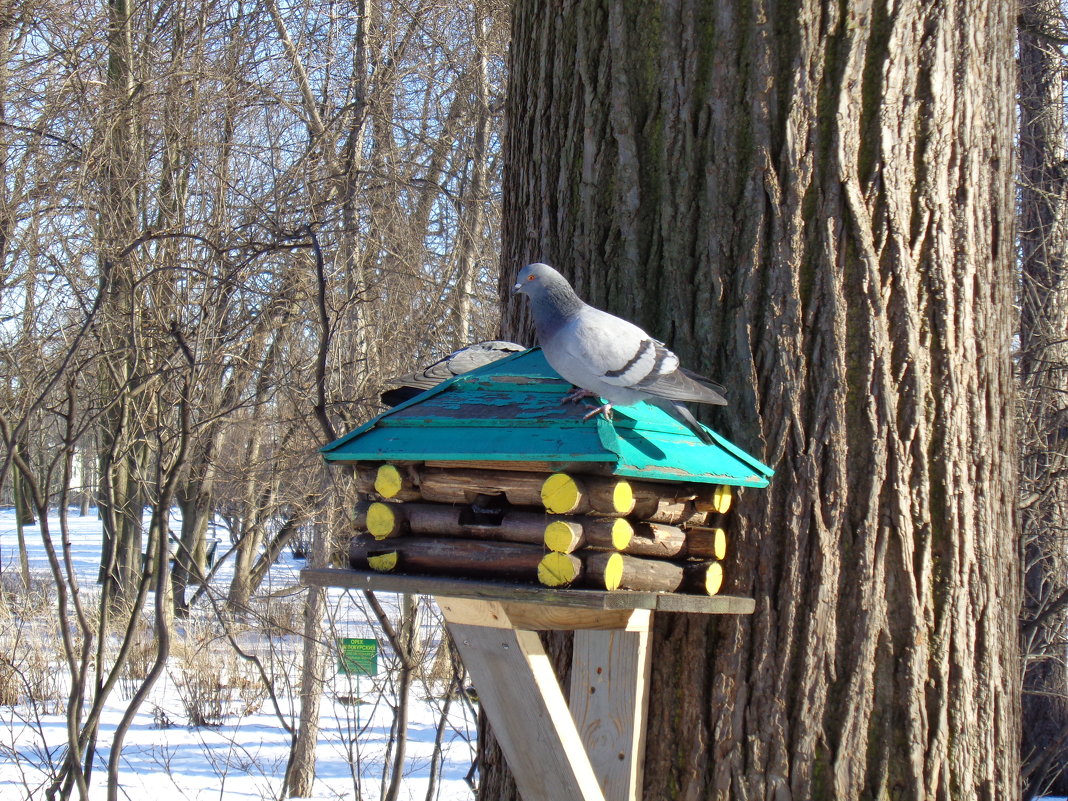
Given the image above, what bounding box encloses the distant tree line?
[0,0,507,796]
[0,0,507,609]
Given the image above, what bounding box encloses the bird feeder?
[302,348,773,801]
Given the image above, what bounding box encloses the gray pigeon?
[512,262,724,444]
[380,340,525,406]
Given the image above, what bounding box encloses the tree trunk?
[284,502,334,798]
[172,481,212,616]
[453,14,493,347]
[1018,1,1068,796]
[12,461,32,588]
[227,417,272,612]
[79,443,94,517]
[490,2,1019,800]
[383,592,418,801]
[95,0,148,603]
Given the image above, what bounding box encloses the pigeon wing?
[444,340,525,376]
[381,340,525,405]
[560,309,725,405]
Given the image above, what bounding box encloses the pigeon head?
[512,262,563,296]
[511,263,584,318]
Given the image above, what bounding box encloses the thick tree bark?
[491,2,1019,800]
[1018,1,1068,797]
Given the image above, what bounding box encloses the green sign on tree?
[337,637,378,676]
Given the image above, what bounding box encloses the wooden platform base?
[300,568,755,801]
[300,567,756,614]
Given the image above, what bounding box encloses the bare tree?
[255,2,508,792]
[0,0,506,796]
[1019,1,1068,797]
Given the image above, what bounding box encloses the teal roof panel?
[321,349,774,487]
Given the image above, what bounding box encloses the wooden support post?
[570,619,652,801]
[438,597,654,801]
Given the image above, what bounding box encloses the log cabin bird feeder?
[302,347,773,801]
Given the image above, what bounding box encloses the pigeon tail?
[657,400,715,445]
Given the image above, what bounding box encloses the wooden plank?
[299,568,756,615]
[570,620,653,801]
[426,459,613,475]
[435,597,649,631]
[444,618,607,801]
[654,592,755,614]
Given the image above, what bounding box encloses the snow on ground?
[0,508,478,800]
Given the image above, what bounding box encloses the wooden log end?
[701,561,724,595]
[713,528,727,560]
[610,480,634,515]
[374,463,417,499]
[602,552,623,590]
[609,518,634,550]
[541,473,582,514]
[544,520,583,553]
[366,501,402,540]
[541,472,634,515]
[586,552,624,591]
[695,484,732,514]
[367,551,398,572]
[684,526,728,560]
[374,464,402,497]
[538,551,581,587]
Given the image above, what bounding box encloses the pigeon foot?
[561,387,596,404]
[582,403,613,421]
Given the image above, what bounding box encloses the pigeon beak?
[511,281,522,295]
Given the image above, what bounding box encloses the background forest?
[1,0,1068,799]
[0,0,508,797]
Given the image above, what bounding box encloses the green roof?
[321,349,774,487]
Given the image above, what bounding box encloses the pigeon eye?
[527,275,536,281]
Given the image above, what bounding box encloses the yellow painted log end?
[538,551,580,586]
[366,501,399,540]
[712,528,727,560]
[695,484,733,514]
[367,551,398,572]
[706,561,723,595]
[544,520,582,553]
[612,481,634,515]
[601,552,623,591]
[610,518,634,550]
[541,473,580,514]
[712,485,732,514]
[374,464,404,498]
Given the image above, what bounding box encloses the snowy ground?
[0,508,478,800]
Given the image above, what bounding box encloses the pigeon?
[380,340,525,406]
[511,262,724,444]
